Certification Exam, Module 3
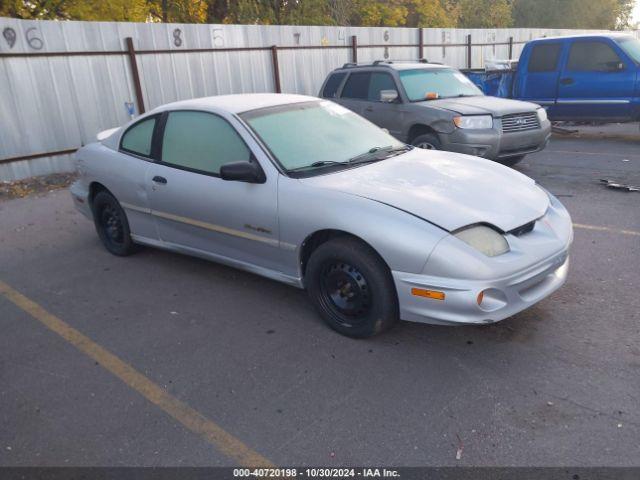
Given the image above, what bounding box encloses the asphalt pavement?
[0,136,638,467]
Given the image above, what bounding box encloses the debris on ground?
[0,173,77,202]
[599,179,640,192]
[551,124,579,135]
[455,434,464,460]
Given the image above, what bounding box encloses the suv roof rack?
[372,60,393,65]
[341,62,357,68]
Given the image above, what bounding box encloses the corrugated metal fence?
[0,18,636,180]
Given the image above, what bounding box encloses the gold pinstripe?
[120,201,296,249]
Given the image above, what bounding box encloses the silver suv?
[319,61,551,165]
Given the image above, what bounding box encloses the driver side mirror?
[379,89,399,103]
[220,160,266,184]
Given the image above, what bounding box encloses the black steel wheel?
[92,190,136,256]
[306,237,398,338]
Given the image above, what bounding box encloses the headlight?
[454,225,510,257]
[536,107,548,123]
[453,115,493,129]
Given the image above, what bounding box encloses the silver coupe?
[71,94,573,337]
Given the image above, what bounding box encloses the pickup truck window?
[341,72,370,100]
[399,69,482,102]
[618,37,640,63]
[567,41,622,72]
[528,44,562,72]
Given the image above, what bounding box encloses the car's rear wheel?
[306,237,398,338]
[92,191,136,256]
[411,132,441,150]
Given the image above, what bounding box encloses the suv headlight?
[536,107,548,123]
[453,115,493,129]
[454,225,510,257]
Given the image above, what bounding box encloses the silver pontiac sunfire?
[71,93,572,338]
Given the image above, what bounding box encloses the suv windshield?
[241,101,406,175]
[617,36,640,63]
[399,68,483,102]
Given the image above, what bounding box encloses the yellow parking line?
[0,279,273,467]
[573,223,640,237]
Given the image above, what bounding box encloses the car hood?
[300,149,549,232]
[418,95,540,116]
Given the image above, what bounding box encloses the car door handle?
[560,77,574,85]
[152,176,167,184]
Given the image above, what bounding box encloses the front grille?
[509,220,536,237]
[501,112,540,133]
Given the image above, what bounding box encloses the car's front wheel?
[92,190,136,256]
[306,237,398,338]
[411,132,441,150]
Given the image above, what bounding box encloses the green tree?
[148,0,208,23]
[406,0,458,27]
[456,0,512,28]
[513,0,634,30]
[0,0,70,19]
[354,0,408,27]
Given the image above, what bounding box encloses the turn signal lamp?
[411,288,445,300]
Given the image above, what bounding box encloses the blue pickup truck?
[466,34,640,122]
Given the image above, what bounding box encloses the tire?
[92,190,136,256]
[411,132,441,150]
[499,154,525,167]
[306,237,399,338]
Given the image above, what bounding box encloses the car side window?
[367,72,397,101]
[567,41,622,72]
[528,44,562,72]
[161,111,251,175]
[322,72,347,98]
[341,72,371,100]
[120,117,156,157]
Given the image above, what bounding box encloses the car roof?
[334,61,450,73]
[153,93,318,115]
[530,33,635,42]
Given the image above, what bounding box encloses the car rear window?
[120,117,156,157]
[528,43,562,72]
[322,72,347,98]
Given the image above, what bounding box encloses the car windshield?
[399,68,483,102]
[241,100,406,174]
[617,36,640,63]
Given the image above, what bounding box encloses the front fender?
[278,177,448,278]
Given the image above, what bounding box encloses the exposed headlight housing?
[536,107,548,123]
[454,225,510,257]
[453,115,493,129]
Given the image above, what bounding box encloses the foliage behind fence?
[1,17,635,180]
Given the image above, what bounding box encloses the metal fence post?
[508,36,514,59]
[351,35,358,64]
[271,45,281,93]
[418,28,424,60]
[466,34,472,69]
[125,37,145,115]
